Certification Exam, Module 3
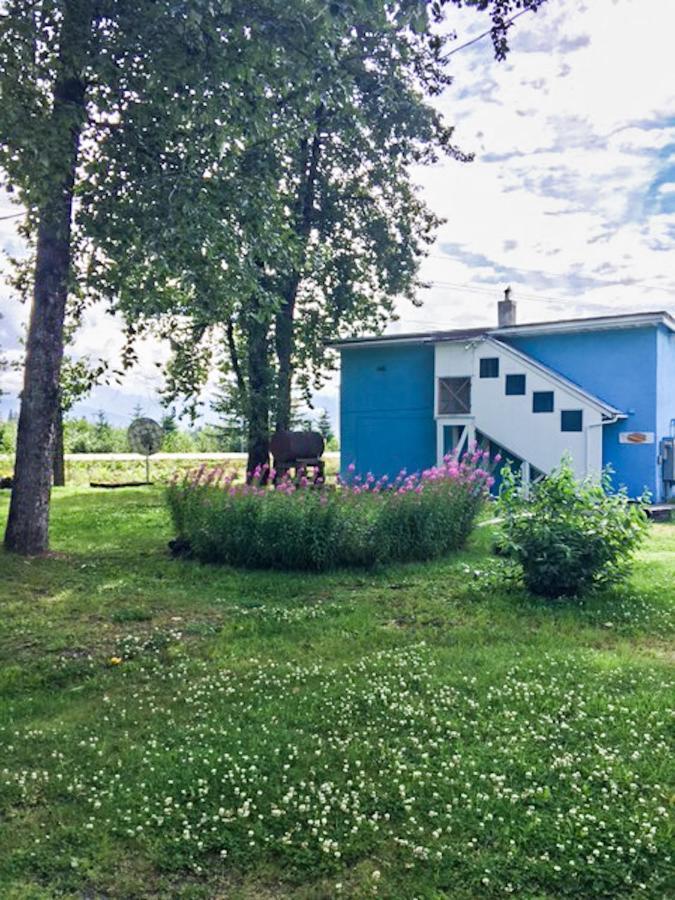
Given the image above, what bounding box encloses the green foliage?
[110,606,153,624]
[160,429,196,453]
[0,325,7,398]
[59,415,210,454]
[0,320,13,455]
[317,408,334,443]
[167,469,486,572]
[87,1,548,451]
[0,419,16,454]
[0,0,549,550]
[498,459,649,597]
[160,408,177,435]
[62,416,127,453]
[60,355,107,413]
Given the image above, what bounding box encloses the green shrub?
[0,419,16,454]
[497,459,649,597]
[64,417,128,453]
[166,453,491,571]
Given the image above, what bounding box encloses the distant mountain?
[1,384,340,430]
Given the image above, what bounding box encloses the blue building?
[334,297,675,501]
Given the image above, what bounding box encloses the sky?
[1,0,674,427]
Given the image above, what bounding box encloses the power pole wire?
[443,7,536,59]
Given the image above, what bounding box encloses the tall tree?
[0,0,269,553]
[116,0,546,473]
[161,408,177,436]
[2,0,94,552]
[317,409,333,444]
[1,0,547,537]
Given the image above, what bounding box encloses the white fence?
[0,452,340,462]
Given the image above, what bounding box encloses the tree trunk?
[274,114,322,431]
[4,0,92,555]
[274,277,300,432]
[53,404,66,487]
[245,307,271,478]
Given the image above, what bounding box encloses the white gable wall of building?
[433,338,619,481]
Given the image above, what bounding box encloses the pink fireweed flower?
[347,462,356,473]
[190,462,207,486]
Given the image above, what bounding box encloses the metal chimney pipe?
[498,286,517,327]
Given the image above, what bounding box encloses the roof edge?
[495,310,675,339]
[328,310,675,349]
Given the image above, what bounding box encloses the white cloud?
[398,0,675,347]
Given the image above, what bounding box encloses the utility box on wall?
[661,437,675,484]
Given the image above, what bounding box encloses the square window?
[561,410,583,432]
[505,374,526,395]
[532,391,554,413]
[479,357,500,378]
[438,377,471,414]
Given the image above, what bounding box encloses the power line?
[0,212,23,221]
[414,279,667,316]
[422,280,590,307]
[443,7,536,59]
[425,255,674,294]
[423,276,673,307]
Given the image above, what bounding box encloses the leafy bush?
[0,419,16,454]
[166,452,493,571]
[64,417,128,453]
[161,429,197,452]
[498,459,649,597]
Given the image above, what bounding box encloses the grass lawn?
[0,487,672,899]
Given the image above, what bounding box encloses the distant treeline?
[0,410,338,456]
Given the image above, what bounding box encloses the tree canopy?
[1,0,546,552]
[1,0,288,551]
[81,0,546,470]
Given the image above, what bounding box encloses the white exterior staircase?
[434,337,624,482]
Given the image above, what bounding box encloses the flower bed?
[166,451,493,571]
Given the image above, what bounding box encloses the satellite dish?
[128,418,163,455]
[128,418,163,482]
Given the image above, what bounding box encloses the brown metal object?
[269,431,325,483]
